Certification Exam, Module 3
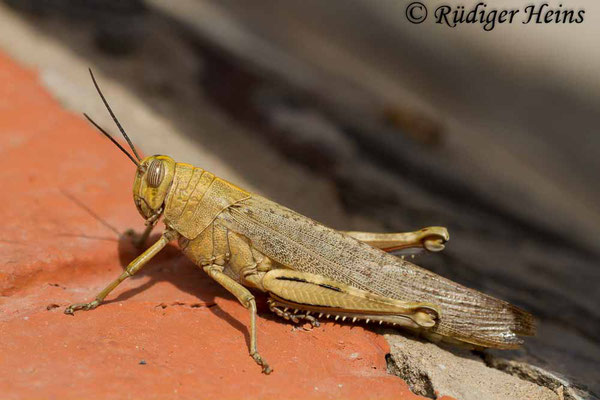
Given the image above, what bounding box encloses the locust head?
[82,69,175,223]
[132,155,176,221]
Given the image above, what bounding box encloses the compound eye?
[146,159,165,188]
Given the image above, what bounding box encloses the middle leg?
[203,264,272,374]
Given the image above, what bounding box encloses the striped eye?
[146,159,165,188]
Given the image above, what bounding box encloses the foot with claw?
[64,300,101,315]
[268,300,320,328]
[251,352,272,374]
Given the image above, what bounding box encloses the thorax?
[163,162,250,240]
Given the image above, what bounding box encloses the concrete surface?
[385,334,559,400]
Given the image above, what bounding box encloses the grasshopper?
[65,70,535,374]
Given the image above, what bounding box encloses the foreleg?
[65,229,178,314]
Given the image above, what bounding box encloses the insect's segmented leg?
[203,264,272,374]
[267,299,320,327]
[343,226,449,253]
[262,269,439,329]
[64,229,178,315]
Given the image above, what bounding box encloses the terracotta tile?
[0,51,451,400]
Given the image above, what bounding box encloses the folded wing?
[221,195,535,348]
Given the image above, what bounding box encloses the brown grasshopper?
[65,70,535,374]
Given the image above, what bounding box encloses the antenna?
[88,68,142,161]
[83,113,140,167]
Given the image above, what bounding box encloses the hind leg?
[343,226,449,253]
[261,269,439,329]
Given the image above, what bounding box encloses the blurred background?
[0,0,598,397]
